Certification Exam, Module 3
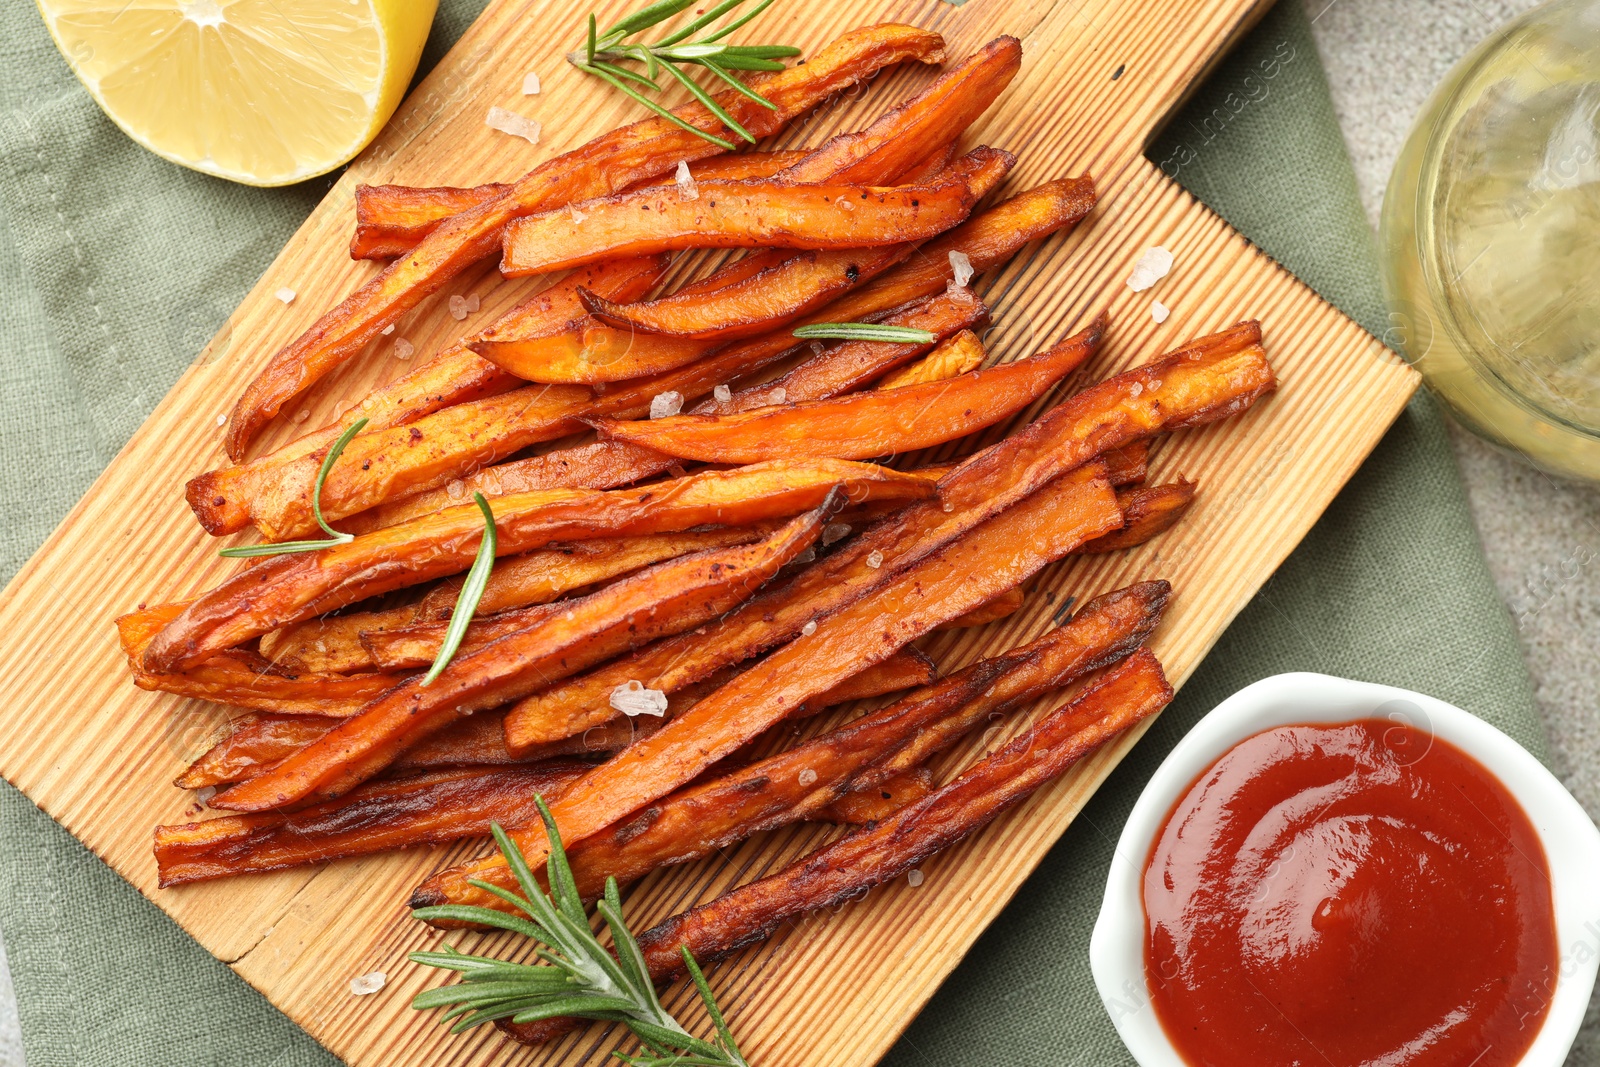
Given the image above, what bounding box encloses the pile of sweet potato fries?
[123,23,1276,1047]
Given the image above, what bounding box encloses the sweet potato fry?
[208,506,829,812]
[422,576,1165,915]
[877,329,985,389]
[224,26,944,459]
[155,764,593,887]
[1080,479,1197,553]
[350,152,811,259]
[632,651,1172,971]
[329,292,983,539]
[263,531,759,674]
[117,603,400,715]
[500,168,982,277]
[819,769,937,824]
[177,649,932,791]
[189,256,668,537]
[498,648,1171,1049]
[435,459,1122,893]
[938,585,1025,630]
[497,318,1269,755]
[476,41,1017,381]
[467,172,1075,390]
[575,149,1015,342]
[589,323,1091,464]
[145,460,928,673]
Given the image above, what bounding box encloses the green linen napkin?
[0,2,1549,1065]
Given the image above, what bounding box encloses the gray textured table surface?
[0,0,1594,1062]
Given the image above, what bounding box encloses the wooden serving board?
[0,0,1417,1063]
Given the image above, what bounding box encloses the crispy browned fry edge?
[937,585,1026,630]
[434,459,1122,896]
[380,292,989,530]
[117,602,401,716]
[155,764,592,887]
[189,256,668,537]
[1103,438,1150,487]
[224,26,945,459]
[415,579,1166,915]
[575,146,1016,342]
[819,768,937,824]
[498,318,1267,760]
[176,648,935,791]
[144,459,931,673]
[1079,479,1197,553]
[589,320,1089,464]
[497,648,1172,1046]
[350,152,811,259]
[209,505,830,812]
[501,165,982,277]
[877,329,985,389]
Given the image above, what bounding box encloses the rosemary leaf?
[410,811,750,1065]
[419,491,496,686]
[792,323,939,344]
[571,0,796,148]
[217,417,368,558]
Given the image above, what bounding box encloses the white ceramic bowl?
[1090,672,1600,1067]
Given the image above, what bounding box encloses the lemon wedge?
[36,0,437,187]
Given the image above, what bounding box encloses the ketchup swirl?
[1144,720,1557,1067]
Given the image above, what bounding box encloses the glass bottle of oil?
[1380,0,1600,481]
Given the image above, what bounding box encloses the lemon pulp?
[36,0,437,186]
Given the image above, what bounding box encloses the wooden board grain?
[0,0,1417,1064]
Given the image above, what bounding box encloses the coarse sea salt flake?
[215,413,226,426]
[486,106,540,145]
[866,549,883,569]
[449,295,469,320]
[802,620,817,636]
[675,160,699,201]
[650,390,684,419]
[568,203,586,224]
[610,680,668,718]
[381,323,395,336]
[769,386,787,404]
[274,287,296,304]
[522,71,541,95]
[349,972,386,996]
[822,522,851,546]
[798,768,818,786]
[713,383,732,403]
[465,293,480,313]
[907,869,925,888]
[1126,246,1174,292]
[393,337,414,360]
[948,250,974,288]
[1151,300,1170,323]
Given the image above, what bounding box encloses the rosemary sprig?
[792,323,939,344]
[217,418,368,558]
[410,811,749,1066]
[569,0,800,150]
[420,491,497,686]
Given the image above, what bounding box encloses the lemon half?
[36,0,438,187]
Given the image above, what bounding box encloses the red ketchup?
[1143,719,1558,1067]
